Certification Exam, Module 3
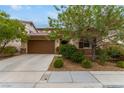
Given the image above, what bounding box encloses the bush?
[60,44,77,59]
[116,61,124,68]
[97,49,109,65]
[96,48,102,55]
[2,46,17,56]
[107,45,124,58]
[54,57,63,68]
[81,59,92,68]
[96,48,109,65]
[71,51,84,63]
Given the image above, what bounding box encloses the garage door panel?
[28,40,55,54]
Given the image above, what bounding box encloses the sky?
[0,5,58,28]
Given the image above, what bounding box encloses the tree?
[48,5,124,60]
[0,11,28,53]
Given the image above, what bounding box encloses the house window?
[79,40,83,48]
[79,38,90,48]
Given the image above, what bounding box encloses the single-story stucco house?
[7,20,93,55]
[10,20,124,56]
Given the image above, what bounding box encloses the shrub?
[107,45,124,58]
[96,48,102,55]
[116,61,124,68]
[2,46,17,56]
[81,59,92,68]
[54,57,63,68]
[96,48,109,65]
[97,49,109,65]
[71,51,84,63]
[60,44,77,59]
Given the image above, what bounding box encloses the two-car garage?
[27,37,55,54]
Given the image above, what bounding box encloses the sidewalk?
[0,71,124,88]
[35,71,124,88]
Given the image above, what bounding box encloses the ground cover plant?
[116,61,124,68]
[54,57,63,68]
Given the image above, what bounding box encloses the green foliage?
[49,6,124,40]
[71,51,84,63]
[97,49,109,65]
[81,59,92,68]
[49,6,124,60]
[2,46,17,56]
[96,48,102,55]
[54,57,63,68]
[48,31,58,40]
[107,45,124,58]
[0,11,10,18]
[116,61,124,68]
[60,44,77,59]
[0,11,28,52]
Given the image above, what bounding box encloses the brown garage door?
[28,40,55,54]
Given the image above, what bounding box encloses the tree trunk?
[0,41,8,53]
[91,38,96,61]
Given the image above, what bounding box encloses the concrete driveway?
[0,54,54,88]
[0,54,54,71]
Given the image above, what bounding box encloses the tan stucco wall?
[55,39,60,53]
[69,39,79,49]
[23,23,37,34]
[7,40,21,51]
[21,42,28,53]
